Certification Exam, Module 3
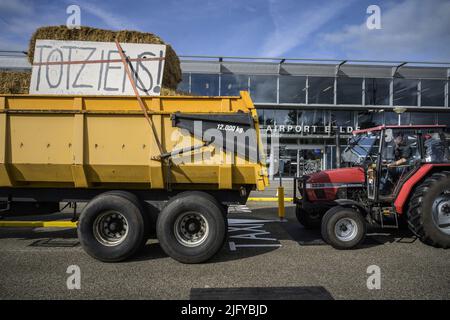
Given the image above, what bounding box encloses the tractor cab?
[293,125,450,250]
[351,125,449,202]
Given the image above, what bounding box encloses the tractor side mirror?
[385,129,393,143]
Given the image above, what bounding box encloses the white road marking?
[227,218,281,251]
[227,218,280,224]
[227,205,251,213]
[229,242,282,251]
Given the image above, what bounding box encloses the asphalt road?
[0,202,449,300]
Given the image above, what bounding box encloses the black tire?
[77,193,145,262]
[296,205,321,229]
[168,191,229,247]
[157,192,226,264]
[321,206,366,249]
[171,191,228,216]
[407,171,450,248]
[100,191,150,249]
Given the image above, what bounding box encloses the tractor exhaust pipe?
[335,132,341,168]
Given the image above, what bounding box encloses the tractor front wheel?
[321,206,366,249]
[407,171,450,248]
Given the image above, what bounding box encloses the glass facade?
[179,64,449,178]
[307,77,334,104]
[385,112,400,125]
[303,110,326,127]
[178,73,190,93]
[221,74,248,96]
[331,111,354,127]
[180,73,448,109]
[190,74,219,96]
[438,113,450,126]
[365,78,390,105]
[279,76,306,104]
[409,112,436,125]
[250,75,277,103]
[421,80,446,106]
[393,78,419,106]
[357,111,383,129]
[337,77,363,105]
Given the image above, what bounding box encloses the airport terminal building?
[179,57,450,177]
[2,52,450,178]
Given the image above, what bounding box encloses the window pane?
[410,112,436,125]
[331,111,354,127]
[274,110,297,125]
[386,112,400,125]
[221,74,249,96]
[421,80,445,106]
[257,109,264,126]
[357,111,383,128]
[394,79,418,106]
[190,74,219,96]
[297,110,303,125]
[250,75,277,103]
[365,78,390,105]
[264,109,274,126]
[399,112,410,125]
[303,110,325,126]
[437,113,450,127]
[279,76,306,104]
[302,110,326,134]
[177,73,190,93]
[337,77,362,105]
[287,110,298,125]
[308,77,334,104]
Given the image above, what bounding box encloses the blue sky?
[0,0,449,61]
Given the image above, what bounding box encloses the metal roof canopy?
[179,55,450,80]
[1,50,450,78]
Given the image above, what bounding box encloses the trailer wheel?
[165,191,229,247]
[321,206,366,249]
[157,193,226,264]
[77,193,145,262]
[171,191,228,216]
[407,171,450,248]
[100,191,150,249]
[296,205,321,229]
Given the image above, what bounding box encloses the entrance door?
[297,147,324,176]
[269,145,324,179]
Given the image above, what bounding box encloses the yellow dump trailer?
[0,91,268,263]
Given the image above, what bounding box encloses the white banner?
[30,40,166,96]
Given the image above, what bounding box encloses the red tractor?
[293,125,450,249]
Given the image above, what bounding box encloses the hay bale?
[28,25,181,90]
[160,87,190,96]
[0,71,30,94]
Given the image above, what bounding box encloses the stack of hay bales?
[1,25,184,95]
[0,71,30,94]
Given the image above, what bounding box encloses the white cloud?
[261,0,355,57]
[0,0,33,15]
[319,0,450,61]
[0,0,142,51]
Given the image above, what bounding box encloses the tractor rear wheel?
[407,171,450,248]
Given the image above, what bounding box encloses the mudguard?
[394,163,450,214]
